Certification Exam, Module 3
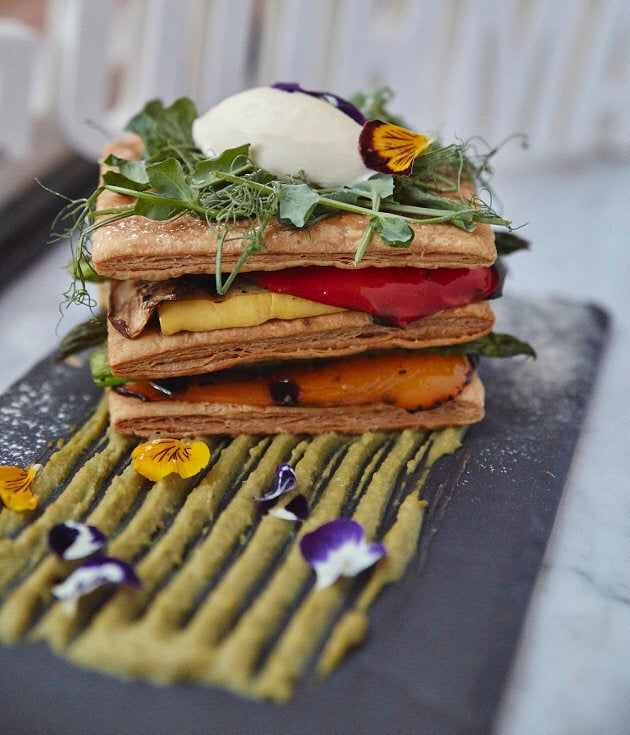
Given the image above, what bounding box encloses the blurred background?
[0,2,629,734]
[1,0,629,186]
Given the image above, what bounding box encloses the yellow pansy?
[131,438,210,482]
[0,464,41,512]
[359,119,436,176]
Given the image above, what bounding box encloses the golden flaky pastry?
[107,301,494,379]
[91,138,497,282]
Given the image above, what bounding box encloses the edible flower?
[253,463,298,504]
[48,521,107,560]
[131,438,210,482]
[269,493,310,522]
[0,464,41,512]
[299,519,386,590]
[359,119,436,176]
[273,83,434,178]
[52,556,140,615]
[272,82,366,124]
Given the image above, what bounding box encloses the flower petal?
[299,519,386,589]
[131,438,210,481]
[359,119,436,176]
[253,463,297,504]
[272,82,366,124]
[52,556,140,614]
[0,464,40,512]
[268,493,309,522]
[48,521,108,560]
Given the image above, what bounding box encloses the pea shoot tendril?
[48,92,518,312]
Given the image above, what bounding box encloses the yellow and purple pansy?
[131,437,210,482]
[359,120,436,176]
[274,82,435,177]
[0,464,41,512]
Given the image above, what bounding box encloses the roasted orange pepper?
[116,353,474,412]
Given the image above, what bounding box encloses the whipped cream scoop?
[192,86,373,188]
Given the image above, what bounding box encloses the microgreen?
[126,97,201,171]
[349,87,406,126]
[494,231,530,256]
[277,183,320,227]
[50,91,513,313]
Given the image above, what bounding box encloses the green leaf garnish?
[144,158,193,201]
[349,87,407,126]
[192,144,251,186]
[102,155,149,185]
[133,195,181,221]
[372,216,414,248]
[50,92,516,312]
[351,174,395,204]
[494,231,530,256]
[277,183,320,227]
[101,170,148,194]
[126,97,200,170]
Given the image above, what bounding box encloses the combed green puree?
[0,398,463,701]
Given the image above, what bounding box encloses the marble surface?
[0,154,628,734]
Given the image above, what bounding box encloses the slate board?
[0,296,609,735]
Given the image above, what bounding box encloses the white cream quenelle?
[192,86,373,188]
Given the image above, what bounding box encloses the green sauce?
[0,407,464,701]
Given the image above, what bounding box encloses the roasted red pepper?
[250,263,504,327]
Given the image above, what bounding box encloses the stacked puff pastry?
[93,137,498,437]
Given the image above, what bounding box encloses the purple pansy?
[299,518,386,589]
[269,493,309,522]
[48,521,108,561]
[253,463,298,504]
[52,556,141,614]
[272,82,366,125]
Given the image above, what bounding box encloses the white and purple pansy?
[52,556,141,614]
[254,463,298,505]
[272,82,366,124]
[48,520,108,561]
[269,493,309,522]
[299,518,386,590]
